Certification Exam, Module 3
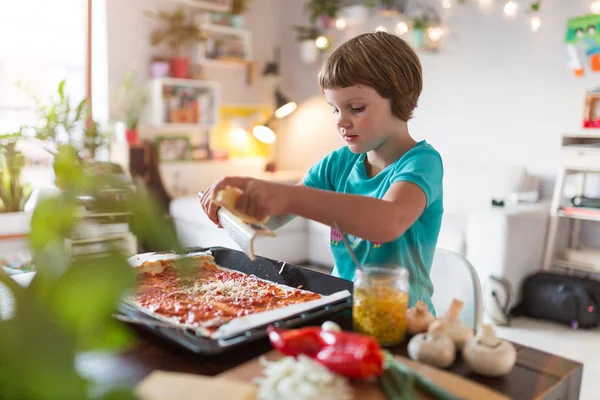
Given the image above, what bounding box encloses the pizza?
[127,253,322,337]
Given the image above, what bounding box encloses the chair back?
[430,247,484,332]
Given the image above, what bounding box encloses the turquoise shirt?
[303,140,444,313]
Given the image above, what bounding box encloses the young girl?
[200,32,443,313]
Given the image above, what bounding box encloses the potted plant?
[109,70,149,145]
[230,0,252,28]
[410,17,429,49]
[305,0,343,30]
[0,141,186,400]
[147,7,207,79]
[0,131,33,243]
[293,25,322,64]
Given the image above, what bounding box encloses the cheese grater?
[198,192,275,260]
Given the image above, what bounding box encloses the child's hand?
[200,177,291,226]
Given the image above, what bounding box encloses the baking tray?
[117,246,353,355]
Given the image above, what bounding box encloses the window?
[0,0,87,134]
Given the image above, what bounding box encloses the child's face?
[324,85,397,154]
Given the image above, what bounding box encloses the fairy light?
[504,0,518,17]
[395,21,409,35]
[375,25,387,32]
[427,26,444,42]
[477,0,494,9]
[442,0,452,9]
[529,15,541,32]
[335,18,346,30]
[592,1,600,14]
[315,35,330,50]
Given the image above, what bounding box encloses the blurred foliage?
[17,79,107,159]
[0,142,187,399]
[0,131,33,212]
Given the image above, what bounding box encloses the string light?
[315,35,330,50]
[395,21,409,35]
[529,15,541,32]
[504,0,518,17]
[335,18,346,30]
[442,0,452,9]
[592,1,600,14]
[477,0,494,9]
[375,25,387,32]
[427,26,444,42]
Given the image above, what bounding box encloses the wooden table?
[77,319,583,400]
[5,273,583,399]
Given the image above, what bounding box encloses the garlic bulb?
[463,324,517,377]
[408,319,456,368]
[428,299,473,350]
[406,300,435,335]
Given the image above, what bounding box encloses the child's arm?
[208,177,426,243]
[285,182,426,243]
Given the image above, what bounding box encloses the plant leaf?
[0,273,91,400]
[32,251,137,351]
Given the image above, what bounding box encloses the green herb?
[380,351,461,400]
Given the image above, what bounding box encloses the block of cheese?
[212,186,269,225]
[135,370,256,400]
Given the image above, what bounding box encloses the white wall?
[277,0,600,248]
[105,0,281,112]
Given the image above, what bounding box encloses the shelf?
[171,0,232,12]
[200,58,250,68]
[556,209,600,222]
[146,78,220,129]
[68,233,131,245]
[202,23,249,36]
[75,212,131,218]
[552,258,600,274]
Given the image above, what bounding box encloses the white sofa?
[169,162,549,310]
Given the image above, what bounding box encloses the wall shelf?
[171,0,232,12]
[146,78,221,130]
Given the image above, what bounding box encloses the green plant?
[18,79,87,148]
[147,8,206,57]
[230,0,252,15]
[293,25,322,42]
[18,79,105,158]
[0,131,33,213]
[110,70,149,131]
[305,0,345,23]
[411,17,429,30]
[0,143,188,399]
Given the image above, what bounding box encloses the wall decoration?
[294,0,546,60]
[210,104,272,158]
[583,88,600,127]
[155,136,193,162]
[565,14,600,78]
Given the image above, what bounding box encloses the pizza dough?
[212,186,269,225]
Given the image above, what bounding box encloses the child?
[200,32,443,313]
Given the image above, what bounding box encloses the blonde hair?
[318,32,423,121]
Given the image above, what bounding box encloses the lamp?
[252,89,296,144]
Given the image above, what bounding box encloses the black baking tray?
[117,246,353,355]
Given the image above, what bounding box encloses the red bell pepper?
[267,325,385,379]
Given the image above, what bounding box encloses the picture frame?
[155,136,192,162]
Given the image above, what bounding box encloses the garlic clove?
[406,300,435,335]
[463,324,517,377]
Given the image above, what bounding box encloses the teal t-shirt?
[303,140,444,313]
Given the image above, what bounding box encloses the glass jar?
[353,265,409,346]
